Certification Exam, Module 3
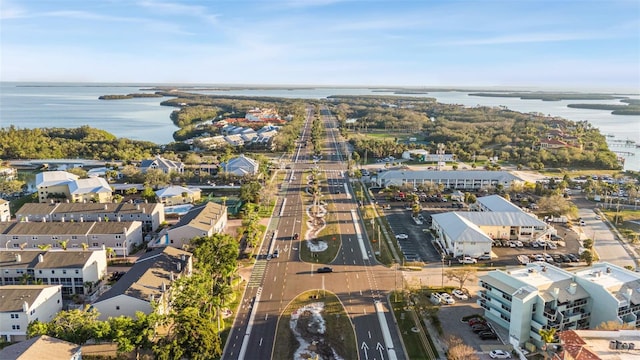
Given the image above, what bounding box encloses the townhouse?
[161,202,227,249]
[91,247,192,320]
[0,285,63,342]
[0,335,82,360]
[0,249,107,296]
[15,202,164,233]
[154,185,201,206]
[0,221,143,257]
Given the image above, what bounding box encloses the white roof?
[574,263,640,290]
[35,171,78,188]
[376,170,522,183]
[68,177,112,194]
[507,262,574,287]
[477,194,523,212]
[155,185,200,197]
[459,211,546,227]
[431,212,493,243]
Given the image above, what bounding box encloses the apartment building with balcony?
[478,262,591,348]
[574,263,640,330]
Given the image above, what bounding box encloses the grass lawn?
[390,292,436,359]
[273,290,357,360]
[601,208,640,243]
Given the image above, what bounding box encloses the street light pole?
[441,254,445,289]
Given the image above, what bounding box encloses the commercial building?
[35,171,112,204]
[373,170,523,190]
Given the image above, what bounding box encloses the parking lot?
[376,190,588,268]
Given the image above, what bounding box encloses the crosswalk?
[247,260,267,288]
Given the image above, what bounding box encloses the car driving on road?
[317,267,333,273]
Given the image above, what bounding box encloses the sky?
[1,0,639,91]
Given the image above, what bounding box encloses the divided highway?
[223,106,405,360]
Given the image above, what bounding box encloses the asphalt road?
[223,107,406,360]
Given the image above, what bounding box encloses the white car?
[489,349,511,359]
[458,256,477,264]
[452,289,468,300]
[395,234,409,240]
[440,293,455,305]
[546,242,557,250]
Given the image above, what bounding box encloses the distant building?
[0,199,10,222]
[0,335,81,360]
[92,247,192,320]
[155,185,202,206]
[221,154,259,176]
[373,170,522,190]
[0,285,63,342]
[0,249,107,296]
[139,156,184,175]
[35,171,112,204]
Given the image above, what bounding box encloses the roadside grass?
[360,204,394,266]
[390,291,439,359]
[539,169,624,177]
[273,290,357,360]
[601,209,640,243]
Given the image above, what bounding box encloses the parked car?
[567,253,579,262]
[317,267,333,273]
[547,242,557,250]
[440,293,455,305]
[272,250,279,258]
[458,256,477,264]
[472,325,491,333]
[478,254,492,261]
[468,318,486,326]
[478,331,498,340]
[452,289,468,300]
[431,293,443,304]
[489,349,512,359]
[559,254,571,263]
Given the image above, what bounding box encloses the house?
[0,335,81,360]
[0,199,10,221]
[221,154,259,176]
[0,166,17,181]
[0,285,63,342]
[15,202,164,233]
[0,249,107,296]
[139,156,184,175]
[555,329,640,360]
[373,170,523,190]
[91,247,192,320]
[35,171,112,204]
[540,138,569,149]
[244,108,280,122]
[0,221,143,257]
[155,185,201,206]
[164,202,227,249]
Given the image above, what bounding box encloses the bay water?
[0,82,637,170]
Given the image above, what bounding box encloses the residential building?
[573,263,640,329]
[0,249,107,296]
[155,185,202,206]
[0,165,17,181]
[164,202,227,249]
[0,221,143,257]
[139,156,184,175]
[540,138,569,149]
[221,154,259,176]
[0,285,63,342]
[0,199,10,222]
[91,247,192,320]
[15,202,164,233]
[478,263,591,349]
[373,170,523,190]
[554,329,640,360]
[0,335,81,360]
[400,149,455,162]
[35,171,112,204]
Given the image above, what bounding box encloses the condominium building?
[0,285,62,342]
[479,262,591,348]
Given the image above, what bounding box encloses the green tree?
[153,307,221,360]
[240,181,262,204]
[445,268,477,290]
[580,249,595,265]
[108,312,158,359]
[144,168,170,189]
[539,327,557,360]
[28,307,100,345]
[58,239,69,250]
[141,187,157,202]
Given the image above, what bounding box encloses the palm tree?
[80,242,89,251]
[58,239,69,251]
[539,327,557,360]
[106,247,115,259]
[37,244,51,250]
[18,242,28,250]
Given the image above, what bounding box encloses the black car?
[567,253,579,262]
[472,325,491,333]
[559,254,571,263]
[478,331,498,340]
[293,233,300,240]
[317,267,333,273]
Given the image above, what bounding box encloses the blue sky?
[1,0,639,90]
